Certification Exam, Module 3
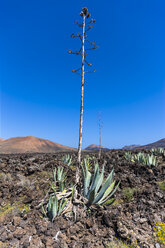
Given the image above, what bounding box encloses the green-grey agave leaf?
[82,160,92,197]
[84,170,92,197]
[48,196,53,215]
[93,168,114,204]
[98,181,120,205]
[98,180,116,204]
[52,195,58,219]
[94,164,105,194]
[87,188,95,207]
[87,163,100,198]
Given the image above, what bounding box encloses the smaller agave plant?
[151,148,164,156]
[134,152,157,166]
[124,152,134,162]
[157,147,164,154]
[53,167,67,192]
[134,152,146,164]
[62,154,72,166]
[81,161,120,207]
[47,194,69,221]
[145,154,157,166]
[83,155,95,171]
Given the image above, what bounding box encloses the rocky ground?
[0,150,165,248]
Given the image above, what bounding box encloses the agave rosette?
[81,161,120,207]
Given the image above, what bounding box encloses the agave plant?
[124,152,134,162]
[134,152,146,164]
[53,167,67,192]
[47,194,69,221]
[145,154,157,166]
[81,161,120,207]
[151,148,164,156]
[157,147,164,154]
[83,155,95,171]
[134,152,157,166]
[62,154,72,166]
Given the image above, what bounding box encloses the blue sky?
[0,0,165,148]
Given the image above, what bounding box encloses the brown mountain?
[122,144,141,150]
[0,136,75,154]
[123,138,165,150]
[85,144,109,151]
[0,138,5,142]
[137,138,165,149]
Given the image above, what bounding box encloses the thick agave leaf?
[93,168,114,204]
[98,180,116,204]
[58,167,63,181]
[87,163,99,198]
[82,160,92,197]
[48,196,53,214]
[99,181,120,205]
[94,164,105,194]
[59,182,64,192]
[84,170,91,197]
[94,161,99,174]
[52,195,58,218]
[87,188,95,207]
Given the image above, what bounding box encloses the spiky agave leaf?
[87,163,100,198]
[51,195,58,220]
[48,196,53,220]
[94,164,105,194]
[98,181,120,205]
[93,168,114,204]
[87,189,95,207]
[53,168,57,182]
[81,159,92,197]
[97,180,116,204]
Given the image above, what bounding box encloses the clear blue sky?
[0,0,165,148]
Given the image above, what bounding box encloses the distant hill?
[123,138,165,150]
[122,144,141,150]
[0,138,5,142]
[137,138,165,149]
[85,144,109,151]
[0,136,75,154]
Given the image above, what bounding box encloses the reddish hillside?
[85,144,109,151]
[0,136,75,154]
[0,138,5,142]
